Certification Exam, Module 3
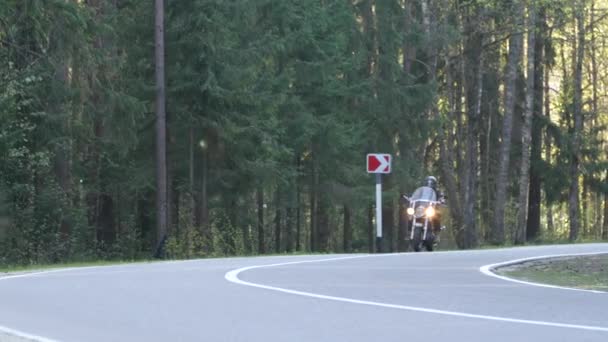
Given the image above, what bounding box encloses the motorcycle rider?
[421,176,445,233]
[405,176,446,233]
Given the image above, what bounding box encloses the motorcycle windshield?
[410,186,437,202]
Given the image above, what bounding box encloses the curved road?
[1,244,607,342]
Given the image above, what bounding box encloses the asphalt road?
[1,244,607,342]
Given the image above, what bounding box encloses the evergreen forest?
[1,0,607,265]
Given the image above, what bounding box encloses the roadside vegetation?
[499,254,608,292]
[0,260,153,275]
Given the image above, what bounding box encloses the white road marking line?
[0,325,61,342]
[479,251,608,294]
[0,255,374,342]
[225,254,608,333]
[0,266,107,280]
[0,266,115,342]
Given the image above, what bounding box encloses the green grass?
[499,254,608,292]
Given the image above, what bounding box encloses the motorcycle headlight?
[407,208,415,215]
[425,206,435,217]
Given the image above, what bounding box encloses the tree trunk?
[53,55,72,240]
[480,108,493,241]
[423,0,466,248]
[170,180,179,234]
[225,196,238,254]
[86,0,109,244]
[456,56,466,199]
[527,7,545,241]
[361,0,376,254]
[463,14,483,248]
[237,197,251,255]
[382,202,394,253]
[274,189,282,253]
[138,193,155,247]
[441,57,465,248]
[398,197,408,252]
[286,154,299,253]
[167,145,176,235]
[582,180,589,237]
[360,0,376,78]
[296,154,302,251]
[317,198,329,252]
[402,0,415,75]
[189,128,195,226]
[87,119,105,239]
[309,157,318,252]
[569,0,584,241]
[492,0,524,245]
[590,1,601,239]
[515,3,536,245]
[200,148,209,242]
[154,0,168,253]
[193,134,210,243]
[544,52,554,234]
[479,37,499,241]
[527,133,543,241]
[96,194,116,244]
[257,187,265,254]
[368,204,375,253]
[286,206,294,253]
[343,205,352,253]
[603,171,608,240]
[595,192,602,239]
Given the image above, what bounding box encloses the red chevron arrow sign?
[367,154,391,174]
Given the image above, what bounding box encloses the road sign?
[367,154,391,174]
[366,153,392,253]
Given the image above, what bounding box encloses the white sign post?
[367,154,392,253]
[376,173,382,245]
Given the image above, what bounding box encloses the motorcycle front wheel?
[423,237,434,252]
[410,227,423,252]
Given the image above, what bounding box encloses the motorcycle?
[402,188,446,252]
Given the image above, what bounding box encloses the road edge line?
[0,266,115,342]
[0,325,60,342]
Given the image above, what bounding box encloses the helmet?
[423,176,437,190]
